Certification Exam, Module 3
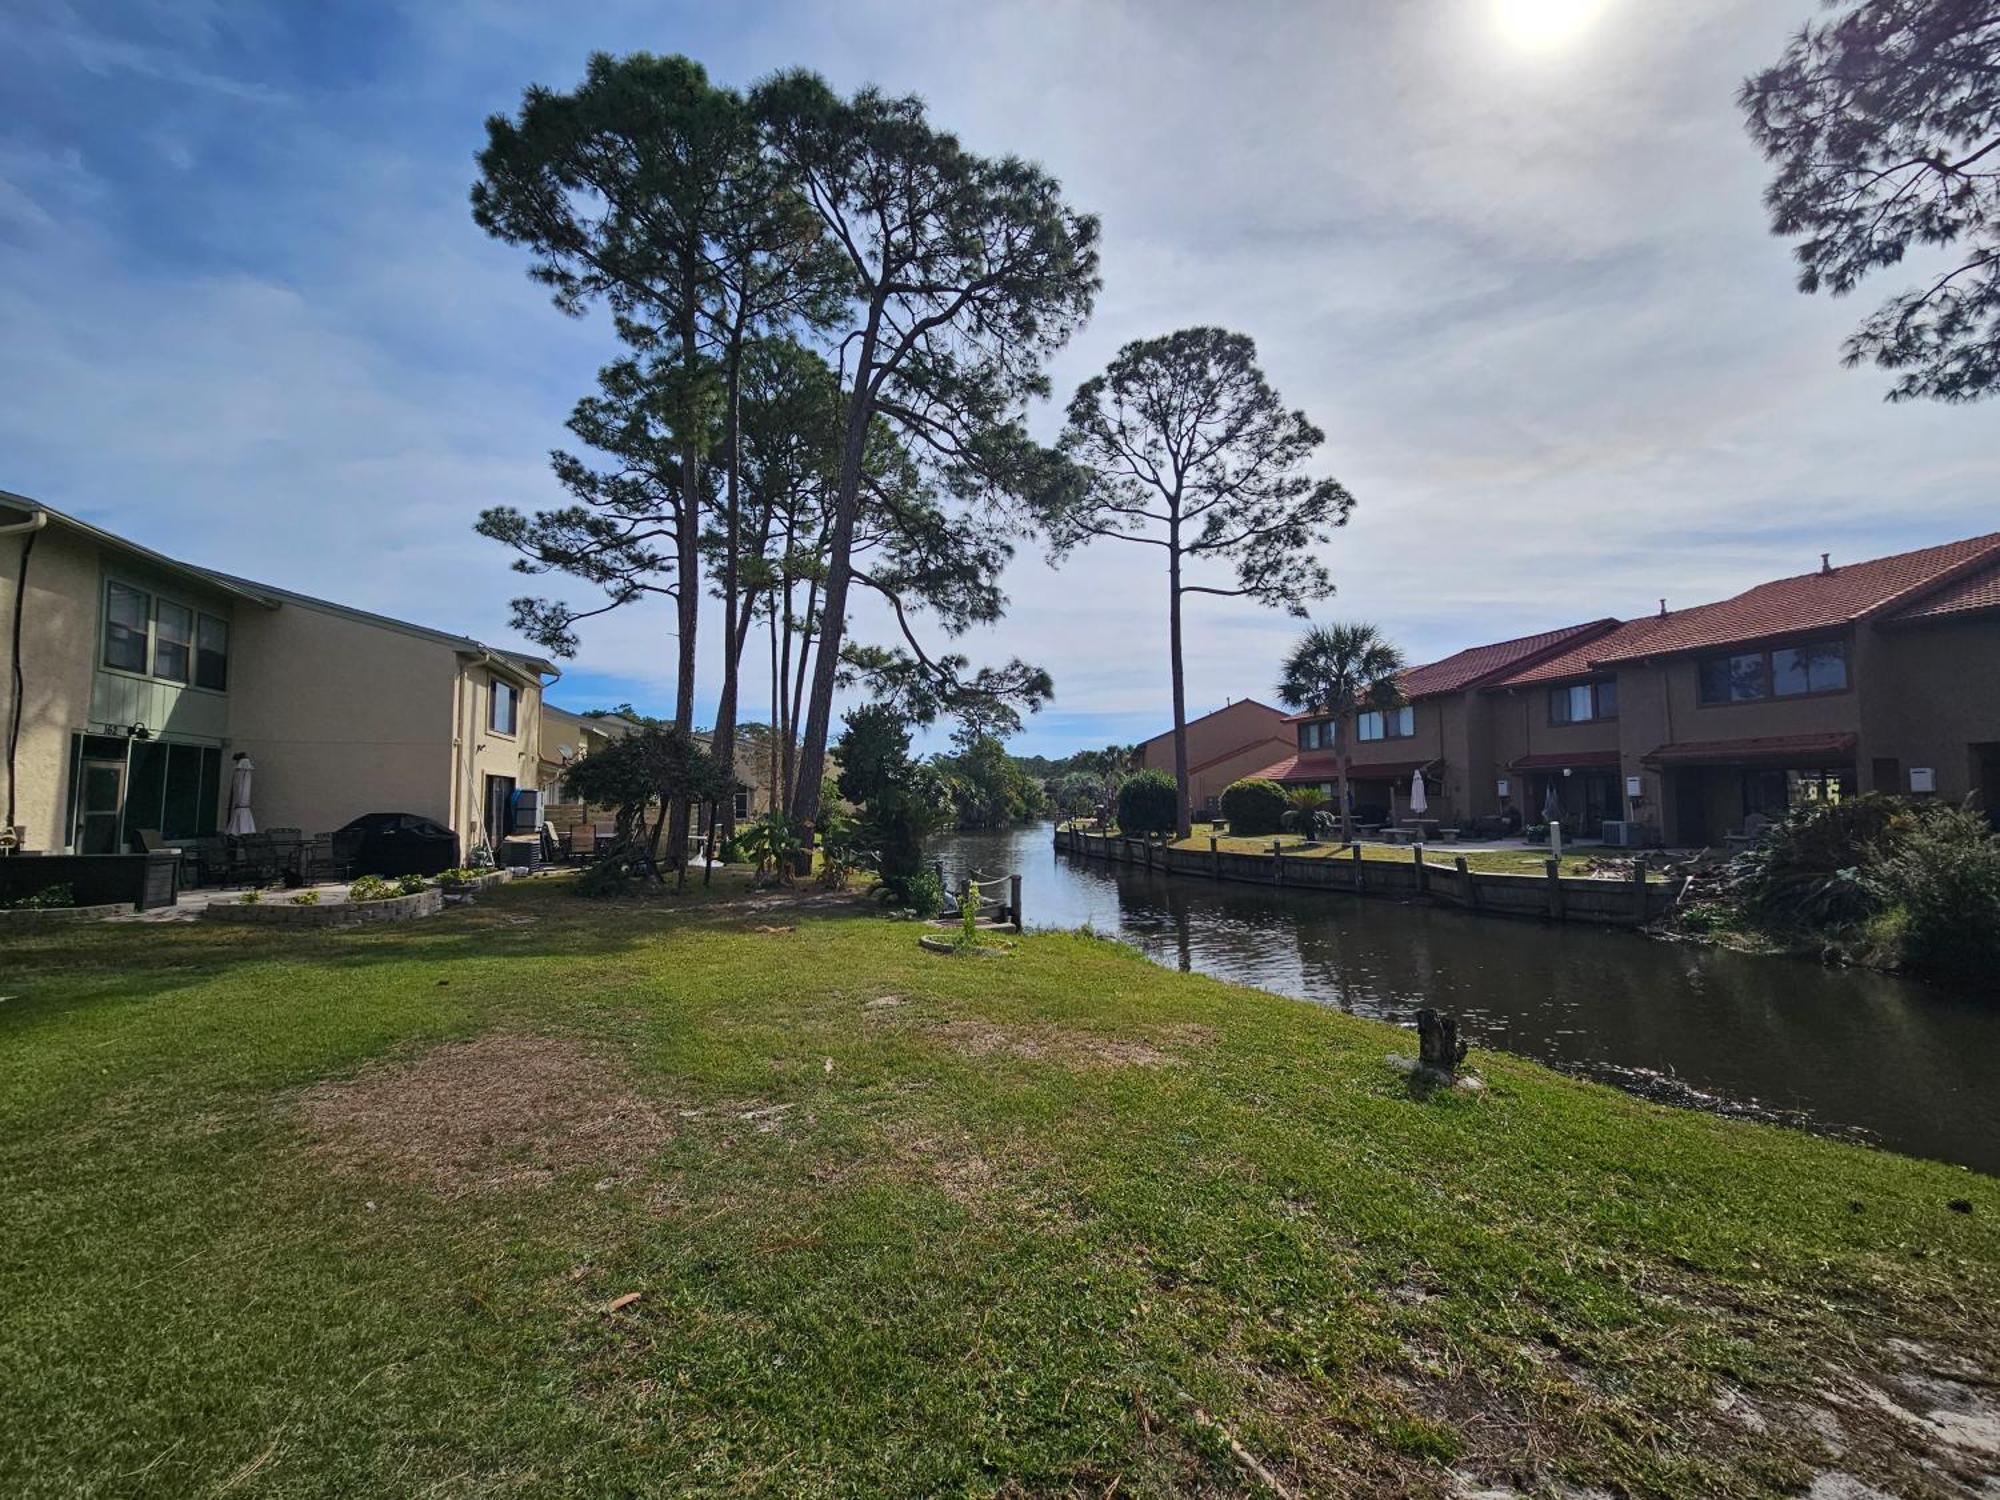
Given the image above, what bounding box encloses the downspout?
[3,509,49,837]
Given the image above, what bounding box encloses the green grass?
[2,876,1994,1497]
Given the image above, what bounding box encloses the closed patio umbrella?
[1541,779,1562,824]
[226,753,256,836]
[1409,768,1428,816]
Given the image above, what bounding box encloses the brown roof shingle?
[1885,557,2000,625]
[1591,533,2000,663]
[1285,620,1618,718]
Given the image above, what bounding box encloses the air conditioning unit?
[1599,820,1638,847]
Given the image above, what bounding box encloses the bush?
[1116,770,1179,836]
[884,867,944,917]
[1220,778,1288,836]
[396,873,429,895]
[290,890,320,906]
[347,875,397,902]
[436,867,485,888]
[1870,804,2000,985]
[1724,794,1908,929]
[1,882,75,910]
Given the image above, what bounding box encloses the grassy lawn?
[1165,827,1649,879]
[4,877,1995,1497]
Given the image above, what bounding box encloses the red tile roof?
[1490,616,1678,687]
[1283,620,1617,718]
[1242,753,1441,784]
[1641,733,1857,766]
[1398,620,1618,698]
[1592,533,2000,663]
[1885,557,2000,625]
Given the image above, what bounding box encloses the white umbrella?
[1409,768,1429,816]
[1542,779,1563,824]
[226,754,256,836]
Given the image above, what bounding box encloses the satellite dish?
[558,743,576,760]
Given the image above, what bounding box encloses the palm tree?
[1276,624,1407,844]
[1076,744,1136,822]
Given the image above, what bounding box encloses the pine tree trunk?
[712,335,744,843]
[1167,537,1192,840]
[667,256,703,869]
[791,310,881,834]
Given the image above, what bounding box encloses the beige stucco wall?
[1138,700,1291,814]
[225,600,463,837]
[454,664,544,849]
[1,522,99,849]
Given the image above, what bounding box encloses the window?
[1698,639,1847,705]
[195,614,228,691]
[1698,651,1771,704]
[104,581,150,672]
[733,789,751,820]
[1296,719,1333,751]
[489,679,519,735]
[1357,705,1414,741]
[1548,679,1617,724]
[1773,640,1847,696]
[154,601,193,683]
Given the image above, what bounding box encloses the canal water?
[933,824,2000,1176]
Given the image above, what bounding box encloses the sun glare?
[1492,0,1609,53]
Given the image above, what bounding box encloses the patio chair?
[297,834,346,885]
[569,825,598,863]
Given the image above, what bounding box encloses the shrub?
[1,882,75,910]
[239,889,262,905]
[1870,804,2000,985]
[1724,794,1908,929]
[290,890,320,906]
[347,875,397,902]
[1282,787,1335,841]
[436,867,484,888]
[396,873,428,896]
[883,867,944,917]
[1220,778,1288,836]
[1116,770,1179,836]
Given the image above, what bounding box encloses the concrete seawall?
[1053,828,1683,928]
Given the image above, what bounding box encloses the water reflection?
[936,826,1999,1175]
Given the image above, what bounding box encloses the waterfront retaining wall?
[1053,829,1681,927]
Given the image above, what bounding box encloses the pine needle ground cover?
[3,877,1994,1497]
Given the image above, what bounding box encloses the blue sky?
[4,0,1997,757]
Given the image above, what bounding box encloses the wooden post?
[1351,841,1364,893]
[1209,833,1220,880]
[1272,839,1283,885]
[1456,854,1477,909]
[1631,855,1647,926]
[959,875,972,922]
[1010,872,1023,934]
[1546,857,1564,920]
[1143,836,1153,869]
[1412,843,1427,895]
[1416,1008,1467,1077]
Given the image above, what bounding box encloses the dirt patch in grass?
[298,1032,674,1197]
[929,1018,1217,1070]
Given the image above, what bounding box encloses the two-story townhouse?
[2,493,557,857]
[1480,533,2000,843]
[1233,532,2000,846]
[1248,622,1616,825]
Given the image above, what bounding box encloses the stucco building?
[1133,699,1293,820]
[1248,532,2000,845]
[2,493,556,857]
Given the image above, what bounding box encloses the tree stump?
[1415,1008,1467,1077]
